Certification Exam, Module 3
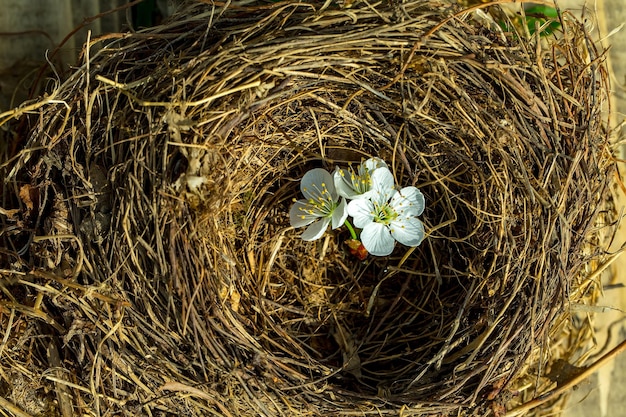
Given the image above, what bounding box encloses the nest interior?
[0,1,615,416]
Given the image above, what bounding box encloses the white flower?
[289,168,349,241]
[333,157,394,200]
[347,185,425,256]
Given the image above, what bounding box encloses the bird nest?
[0,1,616,416]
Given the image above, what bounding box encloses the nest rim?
[0,1,616,416]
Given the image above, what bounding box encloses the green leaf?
[524,5,561,36]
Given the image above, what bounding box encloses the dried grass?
[0,1,617,416]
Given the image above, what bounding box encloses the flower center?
[373,202,397,224]
[350,167,371,194]
[302,182,336,217]
[338,166,372,194]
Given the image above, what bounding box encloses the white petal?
[333,168,359,199]
[363,157,388,172]
[289,200,318,228]
[301,168,336,200]
[331,198,349,229]
[371,167,394,186]
[300,217,331,241]
[347,199,375,228]
[390,217,425,247]
[353,189,374,200]
[367,168,395,206]
[391,187,425,216]
[361,222,395,256]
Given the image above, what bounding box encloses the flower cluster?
[289,158,425,257]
